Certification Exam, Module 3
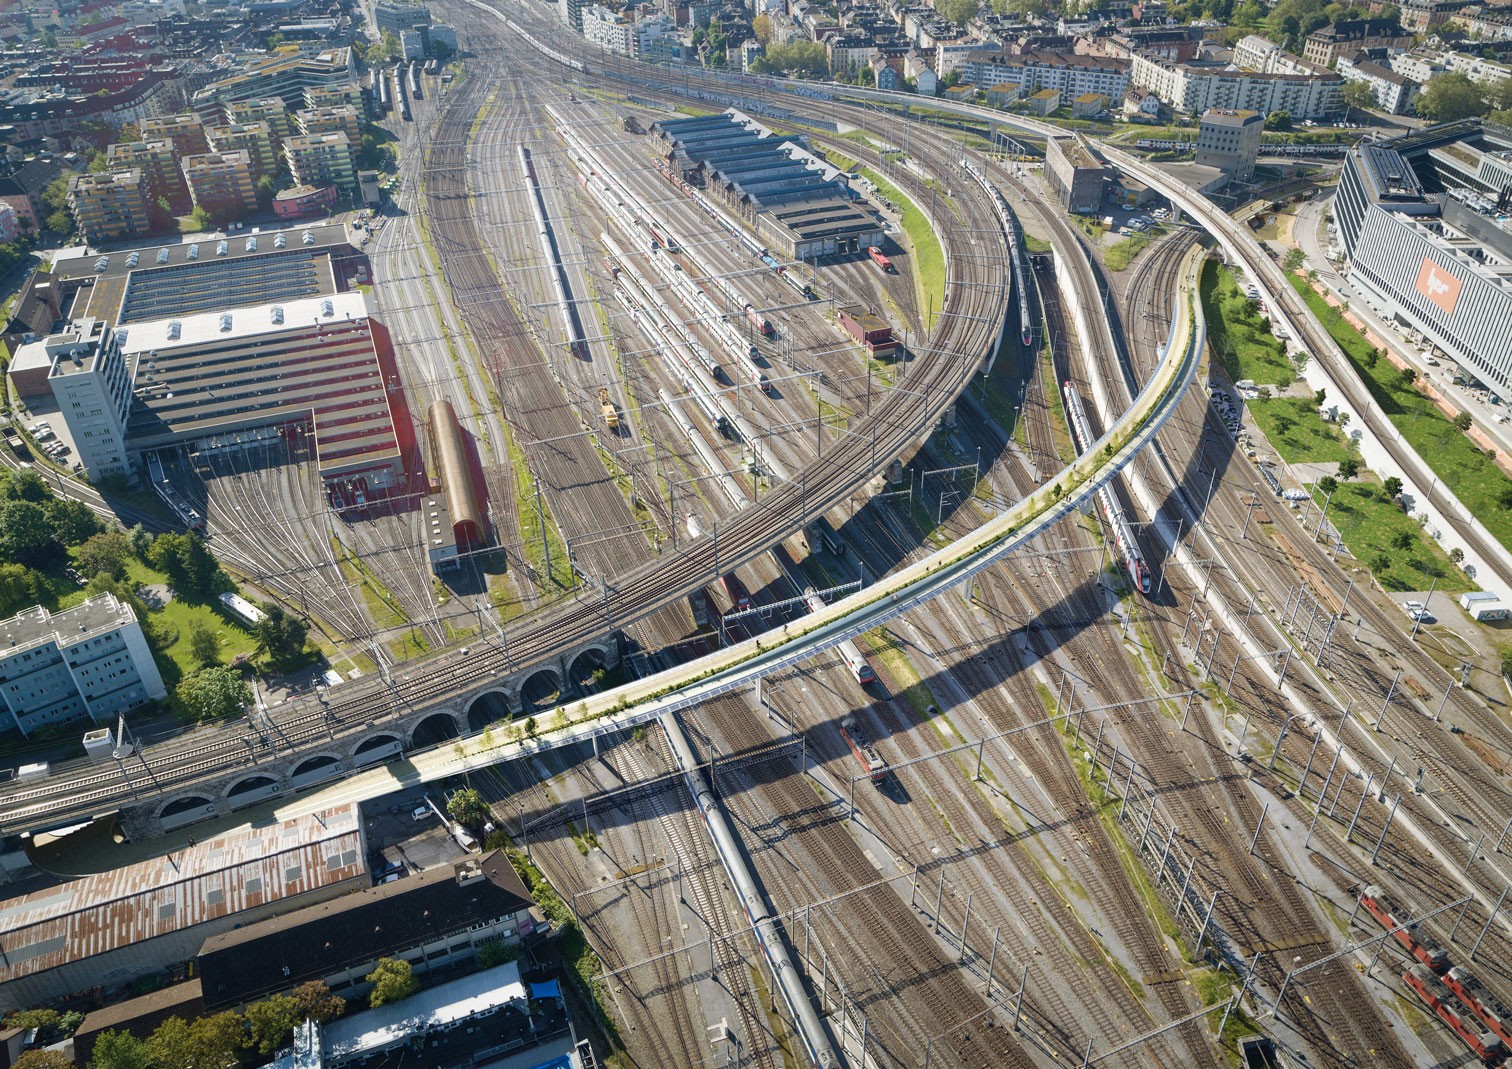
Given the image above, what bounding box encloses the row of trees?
[4,982,346,1069]
[1415,70,1512,123]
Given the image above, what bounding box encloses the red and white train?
[839,716,886,783]
[1404,966,1506,1065]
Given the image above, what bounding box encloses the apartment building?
[182,150,259,217]
[207,121,279,178]
[295,104,362,146]
[1303,18,1413,67]
[105,139,188,207]
[0,591,163,737]
[227,97,293,144]
[958,48,1131,100]
[140,113,209,158]
[67,169,151,244]
[283,131,357,193]
[1130,50,1343,117]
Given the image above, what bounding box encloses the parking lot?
[361,791,470,880]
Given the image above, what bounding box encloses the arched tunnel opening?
[519,669,561,712]
[467,691,512,732]
[411,713,460,748]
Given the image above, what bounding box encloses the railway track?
[0,18,1014,829]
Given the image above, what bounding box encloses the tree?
[748,40,828,78]
[127,524,154,559]
[89,1030,153,1069]
[1283,247,1307,272]
[14,1052,74,1069]
[4,1010,61,1031]
[291,981,346,1024]
[176,666,251,722]
[937,0,980,23]
[1453,410,1473,431]
[1314,388,1328,406]
[188,621,222,666]
[1265,110,1292,130]
[1383,476,1404,499]
[447,787,492,829]
[1399,366,1418,387]
[0,563,42,617]
[752,12,773,42]
[1416,72,1487,121]
[1341,78,1376,120]
[366,958,418,1008]
[0,500,57,563]
[1450,547,1465,565]
[474,938,518,969]
[1372,552,1391,572]
[1273,414,1296,437]
[76,529,133,579]
[147,1013,245,1069]
[256,174,275,209]
[1318,475,1339,498]
[244,994,300,1056]
[1337,457,1359,480]
[1391,530,1414,551]
[254,602,308,670]
[187,206,213,233]
[148,532,222,598]
[45,209,72,235]
[47,497,100,546]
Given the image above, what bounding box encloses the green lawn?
[1202,262,1294,387]
[858,166,945,329]
[1249,396,1355,464]
[1291,277,1512,555]
[61,556,261,694]
[1314,478,1472,594]
[1104,232,1150,273]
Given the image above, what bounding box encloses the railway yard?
[6,2,1512,1068]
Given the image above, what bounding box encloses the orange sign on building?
[1415,255,1463,316]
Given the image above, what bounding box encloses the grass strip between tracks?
[856,165,945,331]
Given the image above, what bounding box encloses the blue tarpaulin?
[530,980,562,1000]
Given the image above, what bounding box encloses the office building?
[140,113,209,158]
[182,150,259,218]
[1195,108,1263,182]
[0,807,364,1009]
[1335,135,1512,393]
[0,592,163,740]
[67,170,151,244]
[105,140,189,207]
[284,131,357,194]
[375,0,431,36]
[207,121,279,178]
[1045,134,1107,214]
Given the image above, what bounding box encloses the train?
[407,61,421,99]
[1448,968,1512,1049]
[809,516,846,558]
[1061,382,1152,594]
[520,145,587,359]
[660,712,839,1069]
[839,717,887,783]
[719,573,751,612]
[374,67,390,112]
[962,159,1035,348]
[1133,138,1350,157]
[868,245,894,272]
[1359,885,1449,972]
[803,588,875,685]
[744,304,774,337]
[1404,966,1507,1065]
